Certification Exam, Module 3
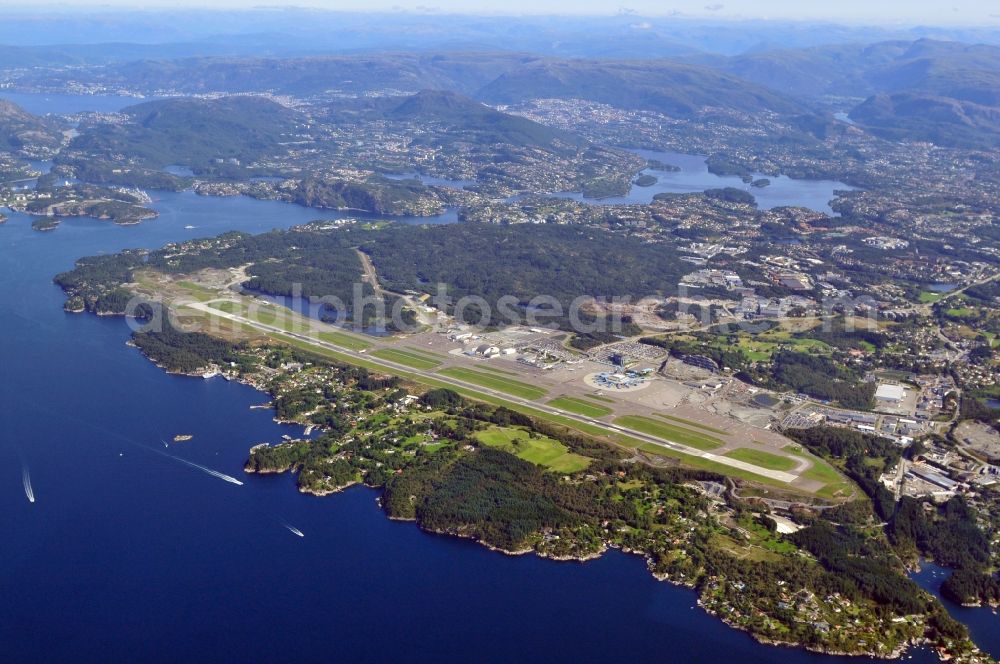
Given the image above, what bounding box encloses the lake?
[0,91,160,115]
[382,172,477,189]
[546,149,854,214]
[927,283,959,293]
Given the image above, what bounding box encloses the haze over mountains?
[709,38,1000,101]
[477,60,811,118]
[2,9,999,55]
[704,38,1000,146]
[2,9,1000,151]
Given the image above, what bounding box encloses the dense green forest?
[56,221,690,335]
[787,426,898,520]
[276,176,440,215]
[770,351,875,409]
[131,319,254,374]
[362,222,686,330]
[67,96,306,172]
[941,568,1000,606]
[788,427,1000,607]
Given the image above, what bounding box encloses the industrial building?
[875,383,906,403]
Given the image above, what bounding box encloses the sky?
[11,1,1000,25]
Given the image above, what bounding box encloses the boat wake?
[169,455,244,485]
[22,465,35,504]
[282,522,305,537]
[18,405,243,488]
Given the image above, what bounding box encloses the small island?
[646,159,680,172]
[633,174,658,187]
[13,182,158,230]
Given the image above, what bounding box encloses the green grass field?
[656,413,727,435]
[475,426,590,473]
[438,367,547,400]
[175,280,217,302]
[703,326,833,363]
[547,396,613,418]
[786,448,854,500]
[615,415,725,451]
[476,364,519,376]
[194,305,842,497]
[316,331,371,352]
[723,448,797,472]
[209,300,371,350]
[371,348,442,369]
[210,300,301,332]
[612,433,796,488]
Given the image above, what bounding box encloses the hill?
[0,99,62,153]
[383,89,586,150]
[712,39,1000,148]
[68,96,307,171]
[715,39,1000,103]
[850,92,1000,148]
[476,59,811,118]
[320,89,622,196]
[82,52,531,97]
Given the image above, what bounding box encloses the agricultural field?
[709,327,832,362]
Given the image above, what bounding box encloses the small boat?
[173,434,194,442]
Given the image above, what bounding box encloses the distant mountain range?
[1,10,998,57]
[707,39,1000,102]
[703,39,1000,147]
[103,53,530,97]
[476,59,812,118]
[35,53,815,121]
[6,34,1000,150]
[850,92,1000,148]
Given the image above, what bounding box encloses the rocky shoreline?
[107,330,988,664]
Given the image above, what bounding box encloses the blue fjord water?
[0,191,949,664]
[0,91,943,663]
